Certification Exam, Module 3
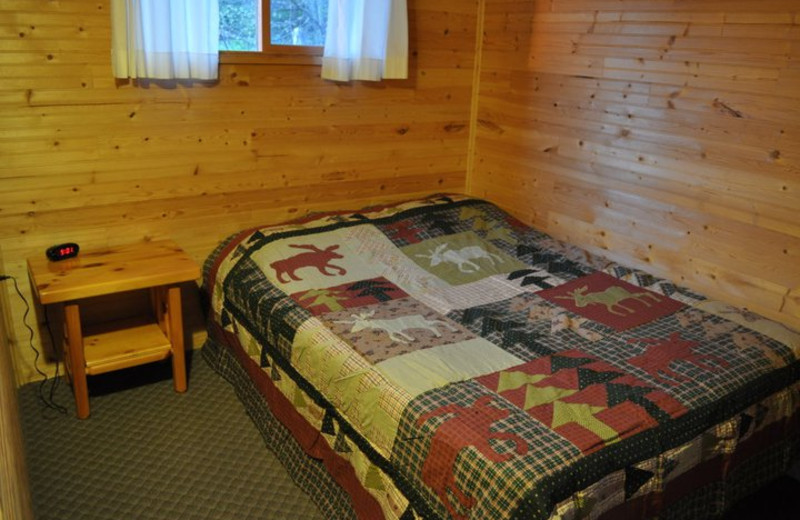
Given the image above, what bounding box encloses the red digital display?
[46,243,80,261]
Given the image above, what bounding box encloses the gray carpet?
[18,353,324,520]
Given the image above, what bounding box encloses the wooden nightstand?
[27,240,201,418]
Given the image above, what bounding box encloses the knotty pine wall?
[471,0,800,330]
[0,246,33,520]
[0,0,478,383]
[3,0,799,385]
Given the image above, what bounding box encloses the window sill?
[220,50,322,66]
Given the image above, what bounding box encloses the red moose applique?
[416,395,528,519]
[269,244,347,283]
[627,331,729,386]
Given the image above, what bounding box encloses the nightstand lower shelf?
[83,317,172,375]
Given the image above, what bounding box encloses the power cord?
[0,274,67,414]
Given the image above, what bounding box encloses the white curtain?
[110,0,220,80]
[322,0,408,82]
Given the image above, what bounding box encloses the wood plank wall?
[3,0,798,383]
[0,0,478,383]
[470,0,800,329]
[0,311,34,520]
[0,248,34,520]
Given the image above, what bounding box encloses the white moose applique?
[337,310,457,344]
[416,243,504,273]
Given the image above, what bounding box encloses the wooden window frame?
[219,0,323,65]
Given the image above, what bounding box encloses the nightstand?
[27,240,201,418]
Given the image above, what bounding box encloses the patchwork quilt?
[204,194,800,520]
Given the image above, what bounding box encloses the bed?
[201,193,800,520]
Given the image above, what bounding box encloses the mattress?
[202,194,800,519]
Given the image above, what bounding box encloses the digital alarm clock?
[46,243,80,261]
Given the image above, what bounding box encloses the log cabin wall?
[470,0,800,329]
[0,0,479,383]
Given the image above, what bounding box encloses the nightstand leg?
[64,303,90,419]
[166,286,187,393]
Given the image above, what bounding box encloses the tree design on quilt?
[475,350,687,454]
[290,277,409,316]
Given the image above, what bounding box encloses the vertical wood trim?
[465,0,487,195]
[261,0,269,50]
[0,252,34,520]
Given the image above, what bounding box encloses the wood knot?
[444,123,465,133]
[477,119,504,135]
[712,98,743,118]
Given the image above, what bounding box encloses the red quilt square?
[539,272,684,331]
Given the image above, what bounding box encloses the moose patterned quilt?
[203,194,800,520]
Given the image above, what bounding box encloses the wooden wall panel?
[0,1,478,383]
[470,0,800,329]
[0,247,33,520]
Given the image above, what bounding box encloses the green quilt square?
[403,232,527,285]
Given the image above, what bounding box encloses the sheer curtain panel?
[322,0,408,82]
[111,0,220,80]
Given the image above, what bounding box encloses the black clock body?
[46,243,80,261]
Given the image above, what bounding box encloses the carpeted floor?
[18,352,324,520]
[18,351,800,520]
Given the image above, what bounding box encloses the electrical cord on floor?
[43,306,66,413]
[0,274,67,414]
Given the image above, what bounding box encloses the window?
[219,0,328,63]
[219,0,258,51]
